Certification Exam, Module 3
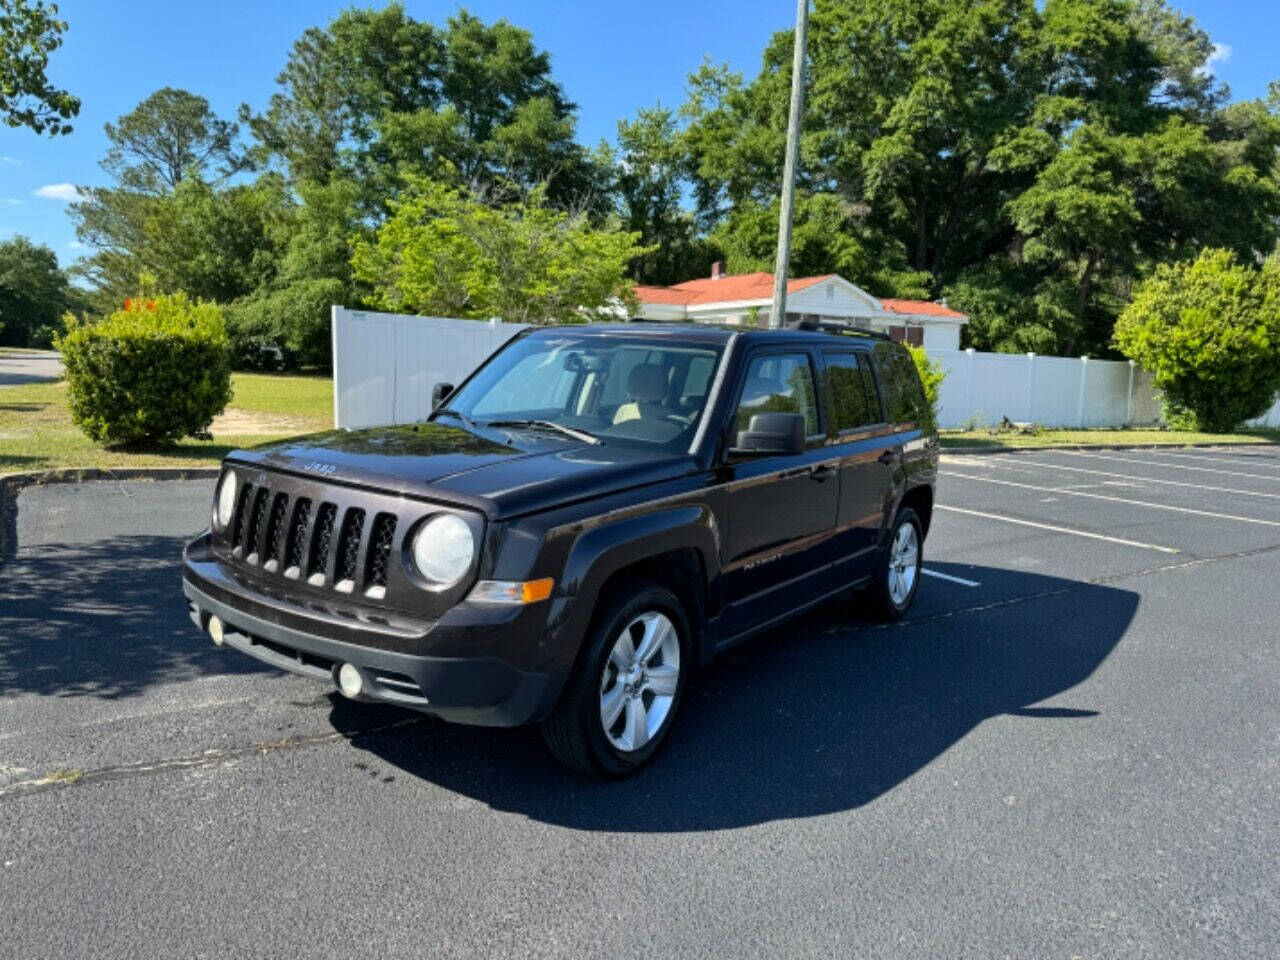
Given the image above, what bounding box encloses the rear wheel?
[867,506,923,620]
[540,581,691,777]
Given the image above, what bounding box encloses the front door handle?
[809,464,834,482]
[878,448,900,465]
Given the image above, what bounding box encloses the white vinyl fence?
[331,307,1280,431]
[332,307,527,429]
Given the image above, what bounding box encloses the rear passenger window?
[733,353,819,439]
[874,346,928,426]
[824,352,880,433]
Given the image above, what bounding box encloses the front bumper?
[182,535,568,727]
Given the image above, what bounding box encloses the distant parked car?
[182,322,938,775]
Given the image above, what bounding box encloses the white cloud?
[33,183,85,202]
[0,156,21,166]
[1,198,27,205]
[65,240,87,250]
[1205,42,1231,75]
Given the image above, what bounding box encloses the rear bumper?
[182,536,567,727]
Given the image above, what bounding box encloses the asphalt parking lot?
[3,446,1279,958]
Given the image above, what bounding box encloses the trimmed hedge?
[58,294,233,446]
[1114,249,1280,432]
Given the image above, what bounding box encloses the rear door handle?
[809,464,834,482]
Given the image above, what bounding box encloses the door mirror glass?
[730,412,805,457]
[432,382,454,409]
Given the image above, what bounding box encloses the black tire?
[540,580,692,777]
[867,506,924,621]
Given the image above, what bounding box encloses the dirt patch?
[210,408,314,436]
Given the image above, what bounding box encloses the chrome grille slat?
[230,482,253,550]
[365,513,397,593]
[245,487,270,562]
[262,493,289,570]
[308,503,338,583]
[284,497,312,575]
[334,508,366,592]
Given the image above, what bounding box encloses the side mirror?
[431,382,454,409]
[728,412,806,457]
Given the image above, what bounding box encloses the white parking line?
[941,471,1280,527]
[936,504,1180,553]
[1000,457,1280,500]
[1143,449,1280,469]
[1061,450,1280,484]
[921,567,981,587]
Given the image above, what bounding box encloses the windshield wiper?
[433,408,478,430]
[484,419,602,445]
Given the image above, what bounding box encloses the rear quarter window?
[874,345,930,428]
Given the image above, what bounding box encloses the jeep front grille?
[215,472,448,604]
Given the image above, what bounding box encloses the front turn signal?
[468,577,555,605]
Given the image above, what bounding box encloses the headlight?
[411,514,475,586]
[214,471,237,530]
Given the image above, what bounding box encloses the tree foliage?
[678,0,1280,356]
[0,0,78,134]
[103,87,246,193]
[352,177,648,324]
[1114,249,1280,431]
[0,235,79,347]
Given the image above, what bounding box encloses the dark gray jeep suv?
[182,322,938,775]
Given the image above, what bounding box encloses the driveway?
[2,449,1279,958]
[0,349,62,386]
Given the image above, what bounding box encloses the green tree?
[680,0,1280,356]
[613,106,715,285]
[0,0,78,134]
[1114,248,1280,431]
[245,5,603,211]
[0,235,78,346]
[102,87,246,193]
[352,176,648,324]
[69,89,262,308]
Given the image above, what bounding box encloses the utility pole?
[769,0,810,329]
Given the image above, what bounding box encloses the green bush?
[1114,249,1280,433]
[57,293,233,446]
[907,344,946,426]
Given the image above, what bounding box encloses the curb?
[0,467,219,563]
[940,440,1280,456]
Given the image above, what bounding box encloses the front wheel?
[868,506,923,621]
[540,581,691,777]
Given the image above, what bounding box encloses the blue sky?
[1,0,1276,265]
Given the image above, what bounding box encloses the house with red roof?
[630,264,968,350]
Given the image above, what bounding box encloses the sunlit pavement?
[3,448,1279,958]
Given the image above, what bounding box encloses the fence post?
[1076,356,1089,427]
[330,304,342,428]
[965,347,976,423]
[1126,359,1136,425]
[1024,352,1035,422]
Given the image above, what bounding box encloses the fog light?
[336,662,364,699]
[208,615,225,646]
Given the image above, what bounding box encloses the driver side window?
[732,353,819,439]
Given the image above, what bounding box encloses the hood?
[229,423,696,517]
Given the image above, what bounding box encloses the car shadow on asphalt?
[0,534,271,699]
[342,563,1137,831]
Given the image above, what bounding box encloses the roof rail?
[784,317,890,340]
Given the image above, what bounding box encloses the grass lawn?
[1,373,334,473]
[941,427,1280,449]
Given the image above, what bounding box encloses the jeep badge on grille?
[302,461,337,477]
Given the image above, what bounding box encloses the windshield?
[437,333,724,451]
